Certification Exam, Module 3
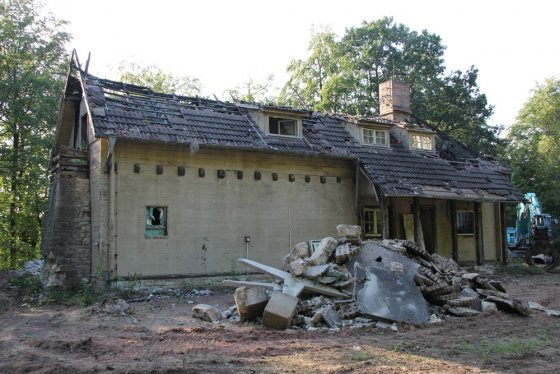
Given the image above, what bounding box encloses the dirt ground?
[1,270,560,374]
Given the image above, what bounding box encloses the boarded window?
[146,206,167,237]
[457,211,474,235]
[364,208,382,236]
[268,117,298,137]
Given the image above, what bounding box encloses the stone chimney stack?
[379,79,411,122]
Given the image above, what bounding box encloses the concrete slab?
[262,292,299,330]
[192,304,222,322]
[322,309,341,327]
[346,242,420,278]
[236,258,349,298]
[234,286,269,322]
[352,262,430,323]
[221,280,282,292]
[301,264,330,279]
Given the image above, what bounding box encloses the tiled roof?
[82,76,523,202]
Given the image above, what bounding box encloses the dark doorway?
[420,205,436,254]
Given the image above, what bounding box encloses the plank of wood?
[57,144,87,155]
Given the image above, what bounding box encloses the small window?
[457,211,474,235]
[362,128,387,146]
[411,134,434,151]
[146,206,167,237]
[268,117,299,137]
[364,208,382,237]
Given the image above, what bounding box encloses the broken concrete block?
[459,287,482,311]
[391,262,404,274]
[318,276,337,284]
[336,224,361,238]
[484,296,531,316]
[447,306,481,317]
[262,292,299,330]
[462,273,479,280]
[282,242,310,270]
[322,309,341,327]
[191,304,222,322]
[481,301,498,313]
[354,316,372,324]
[288,258,308,277]
[545,309,560,317]
[489,280,506,293]
[234,286,268,322]
[301,264,330,279]
[528,301,547,311]
[222,305,238,319]
[308,237,338,266]
[310,308,325,325]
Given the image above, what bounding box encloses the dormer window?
[267,116,300,138]
[411,134,434,151]
[361,128,388,147]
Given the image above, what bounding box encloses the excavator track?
[525,249,560,272]
[544,251,560,272]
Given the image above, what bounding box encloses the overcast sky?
[40,0,559,132]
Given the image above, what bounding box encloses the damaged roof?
[76,73,523,202]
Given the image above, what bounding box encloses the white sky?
[41,0,559,131]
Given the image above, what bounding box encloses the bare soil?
[1,270,560,374]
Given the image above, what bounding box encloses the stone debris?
[234,286,268,322]
[308,237,338,266]
[282,242,309,271]
[262,292,299,329]
[288,258,308,277]
[336,224,361,238]
[191,304,222,322]
[219,224,534,330]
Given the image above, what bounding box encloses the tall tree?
[280,17,499,155]
[507,77,560,230]
[0,0,71,269]
[116,61,202,96]
[225,74,277,103]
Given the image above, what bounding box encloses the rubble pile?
[191,224,532,330]
[397,240,531,317]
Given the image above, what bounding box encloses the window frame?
[456,210,475,236]
[410,132,435,152]
[266,115,301,139]
[146,206,168,238]
[363,208,382,237]
[361,127,389,147]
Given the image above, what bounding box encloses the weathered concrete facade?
[106,142,357,279]
[40,171,91,288]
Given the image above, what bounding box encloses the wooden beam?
[413,197,421,246]
[379,190,389,240]
[432,205,438,254]
[501,203,508,265]
[451,200,459,263]
[475,202,483,265]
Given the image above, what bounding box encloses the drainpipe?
[104,137,117,173]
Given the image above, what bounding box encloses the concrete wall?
[109,142,358,277]
[40,171,91,288]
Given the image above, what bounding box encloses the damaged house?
[40,57,524,288]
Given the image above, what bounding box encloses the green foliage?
[116,273,142,300]
[200,237,209,273]
[279,18,499,155]
[499,258,545,274]
[0,0,71,270]
[507,77,560,246]
[11,275,42,293]
[116,61,202,96]
[225,74,277,103]
[456,333,555,360]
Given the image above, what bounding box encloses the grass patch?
[350,351,377,361]
[456,333,554,360]
[498,258,545,274]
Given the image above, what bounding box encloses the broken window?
[364,208,382,237]
[411,134,434,151]
[268,117,299,137]
[457,211,474,235]
[362,128,387,146]
[146,206,167,237]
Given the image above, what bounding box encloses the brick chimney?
[379,79,411,122]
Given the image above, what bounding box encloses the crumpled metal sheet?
[346,242,429,323]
